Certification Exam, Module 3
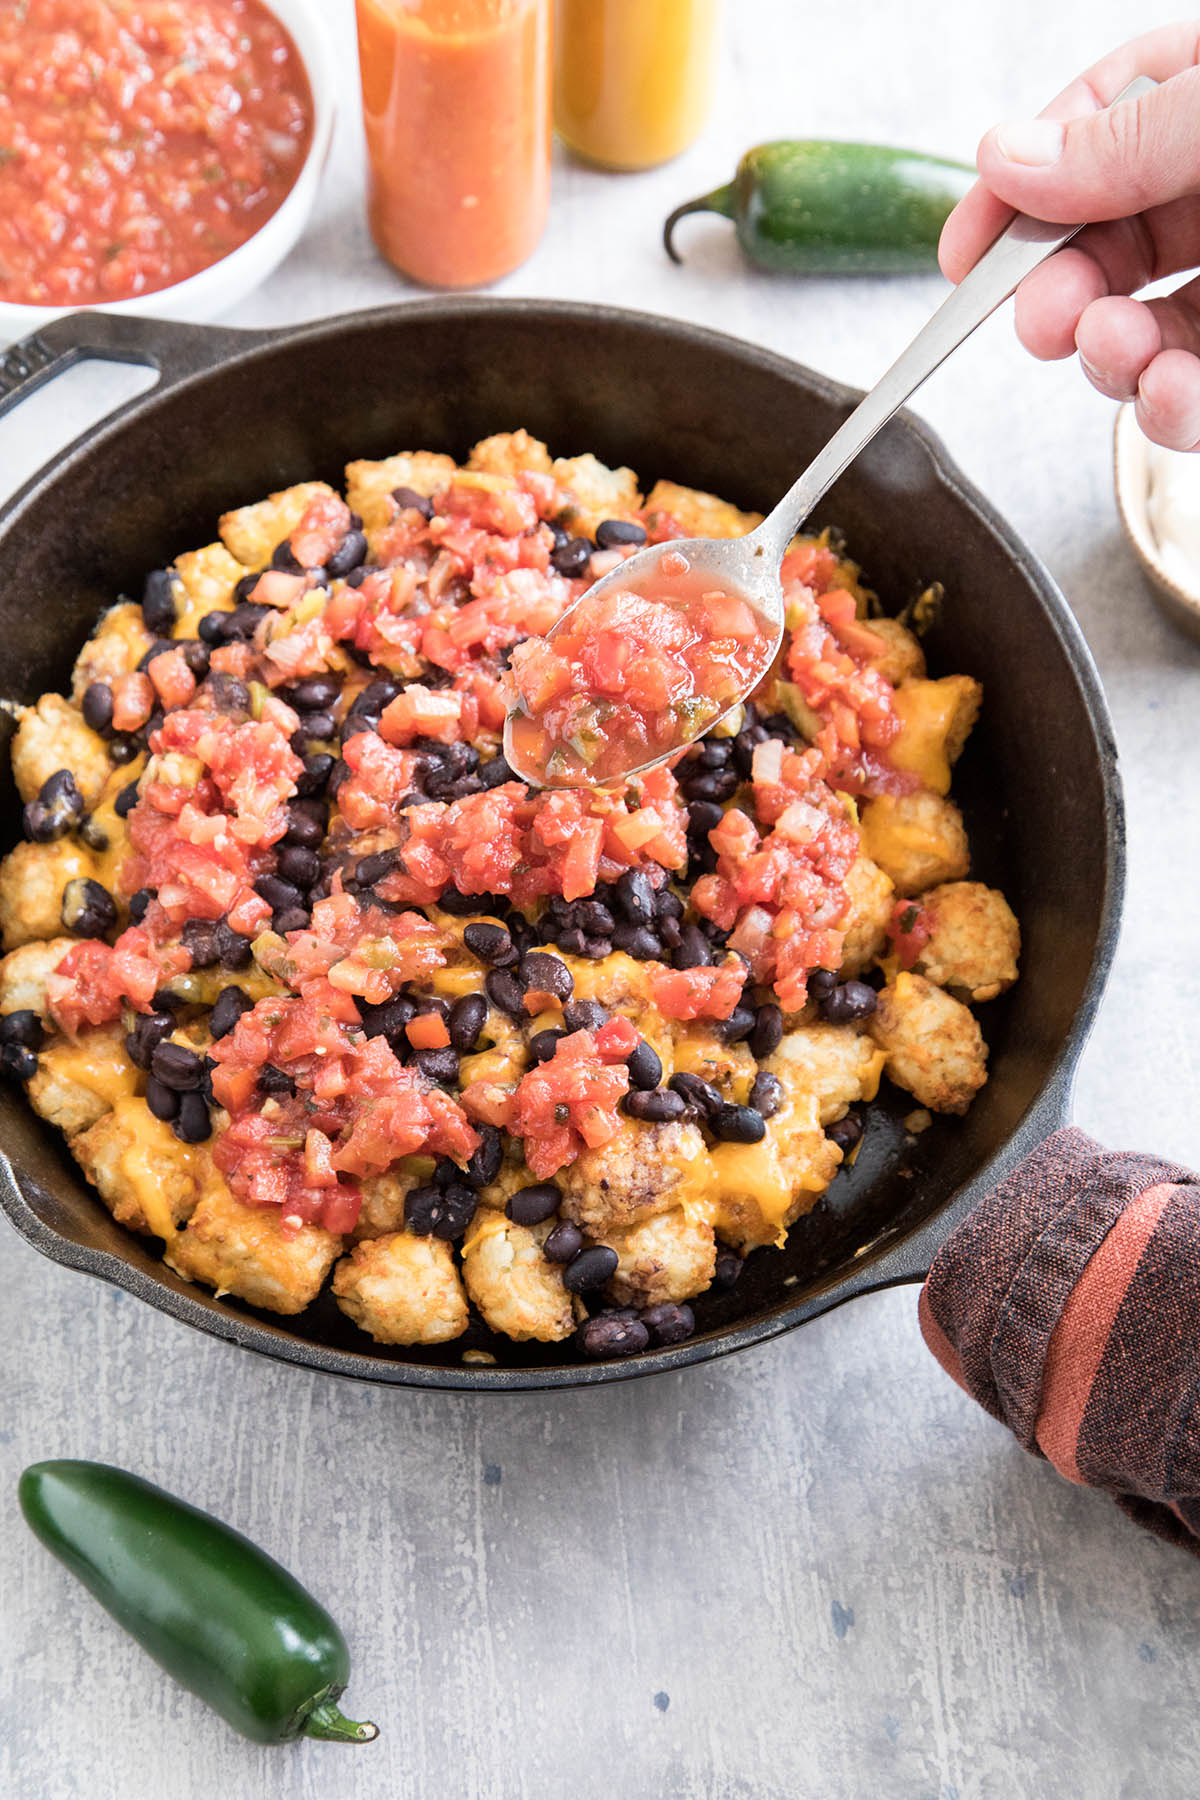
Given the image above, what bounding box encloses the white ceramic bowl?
[0,0,335,344]
[1113,401,1200,644]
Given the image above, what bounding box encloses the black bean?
[711,1103,766,1144]
[214,918,253,970]
[275,846,320,890]
[611,923,661,960]
[519,951,573,1001]
[78,814,110,854]
[172,1090,212,1144]
[325,529,368,579]
[257,1063,295,1095]
[655,886,683,922]
[285,675,342,712]
[687,799,724,839]
[827,1111,864,1153]
[437,886,507,918]
[0,1042,38,1081]
[181,920,218,969]
[749,1071,784,1119]
[448,993,487,1054]
[0,1010,43,1051]
[81,681,114,734]
[641,1302,696,1347]
[351,677,403,716]
[564,1244,619,1293]
[357,995,415,1040]
[464,1122,503,1188]
[392,485,434,519]
[255,874,303,913]
[543,1221,584,1264]
[113,780,141,819]
[595,518,647,549]
[506,1183,561,1226]
[679,767,739,804]
[142,568,178,635]
[577,1314,650,1359]
[626,1039,662,1090]
[550,536,593,578]
[344,565,374,590]
[696,739,732,769]
[304,753,341,800]
[145,1078,180,1121]
[413,1046,459,1084]
[615,869,656,926]
[432,1185,477,1241]
[225,601,269,640]
[477,755,514,790]
[283,804,327,849]
[732,725,768,778]
[820,980,878,1024]
[271,906,309,935]
[61,877,117,939]
[465,921,517,966]
[271,537,305,574]
[177,639,210,680]
[555,928,588,956]
[197,610,232,645]
[405,1185,443,1234]
[128,887,154,924]
[485,968,525,1019]
[340,714,378,744]
[150,1040,205,1092]
[749,1003,783,1060]
[672,924,711,970]
[352,849,399,888]
[561,1005,607,1041]
[808,968,837,1000]
[528,1027,565,1064]
[712,1249,744,1289]
[720,1006,756,1045]
[210,672,252,716]
[125,1012,173,1070]
[108,736,141,765]
[23,769,84,842]
[140,708,165,743]
[622,1087,687,1123]
[296,710,335,743]
[209,985,253,1040]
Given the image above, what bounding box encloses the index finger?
[938,19,1200,283]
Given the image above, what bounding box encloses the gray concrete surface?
[3,1,1198,1795]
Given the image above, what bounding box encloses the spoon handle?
[752,73,1156,559]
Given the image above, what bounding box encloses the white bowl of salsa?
[0,0,334,342]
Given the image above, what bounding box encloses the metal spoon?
[505,74,1154,787]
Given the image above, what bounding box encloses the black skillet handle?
[0,310,277,423]
[828,1064,1077,1305]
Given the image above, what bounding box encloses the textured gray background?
[3,1,1199,1795]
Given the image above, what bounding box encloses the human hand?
[940,24,1200,450]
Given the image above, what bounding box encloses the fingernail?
[993,119,1065,166]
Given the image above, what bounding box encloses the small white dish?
[0,0,334,345]
[1113,401,1200,644]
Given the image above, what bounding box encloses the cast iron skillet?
[0,301,1123,1391]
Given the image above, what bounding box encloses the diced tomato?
[648,961,747,1021]
[147,649,196,709]
[379,685,464,746]
[509,1029,630,1177]
[46,928,189,1034]
[406,1011,451,1049]
[887,896,932,969]
[291,492,352,570]
[253,569,308,610]
[110,671,155,732]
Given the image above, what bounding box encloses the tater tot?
[461,1211,575,1342]
[604,1208,716,1308]
[869,972,988,1114]
[333,1232,469,1344]
[11,693,110,808]
[913,882,1020,1003]
[859,790,970,896]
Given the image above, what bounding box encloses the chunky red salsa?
[0,0,314,308]
[504,551,777,787]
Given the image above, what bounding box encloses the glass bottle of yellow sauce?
[554,0,721,171]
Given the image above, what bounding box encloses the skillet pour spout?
[0,301,1124,1390]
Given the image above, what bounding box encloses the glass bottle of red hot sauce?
[355,0,553,289]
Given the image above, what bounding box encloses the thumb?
[975,66,1200,224]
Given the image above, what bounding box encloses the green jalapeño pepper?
[664,140,975,275]
[18,1461,379,1746]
